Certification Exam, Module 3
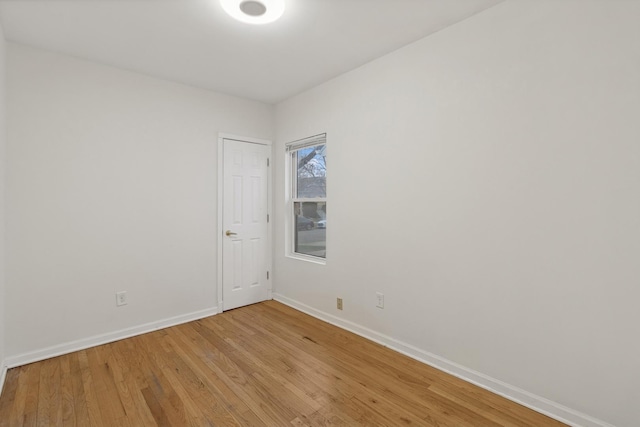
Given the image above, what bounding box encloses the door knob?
[225,230,237,236]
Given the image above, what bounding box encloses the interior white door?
[222,138,270,311]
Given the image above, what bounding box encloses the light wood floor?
[0,300,565,426]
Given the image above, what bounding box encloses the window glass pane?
[296,144,326,198]
[294,201,326,258]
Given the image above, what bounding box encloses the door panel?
[222,139,269,310]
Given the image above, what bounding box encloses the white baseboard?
[6,306,218,369]
[0,361,7,397]
[273,293,612,427]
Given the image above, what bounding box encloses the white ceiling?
[0,0,502,104]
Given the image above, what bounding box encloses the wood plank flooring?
[0,300,566,426]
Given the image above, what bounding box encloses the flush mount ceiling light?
[220,0,285,25]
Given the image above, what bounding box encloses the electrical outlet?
[376,292,384,309]
[337,298,343,310]
[116,291,128,307]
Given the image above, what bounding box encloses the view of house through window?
[288,135,326,259]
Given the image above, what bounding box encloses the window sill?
[286,253,326,265]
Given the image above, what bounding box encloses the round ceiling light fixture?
[220,0,285,25]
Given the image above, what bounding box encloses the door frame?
[217,133,273,313]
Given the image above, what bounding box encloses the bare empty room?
[0,1,638,426]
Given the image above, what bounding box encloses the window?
[287,134,326,260]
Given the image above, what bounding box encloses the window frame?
[285,134,327,264]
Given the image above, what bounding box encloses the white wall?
[274,2,640,426]
[0,23,7,384]
[6,44,273,359]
